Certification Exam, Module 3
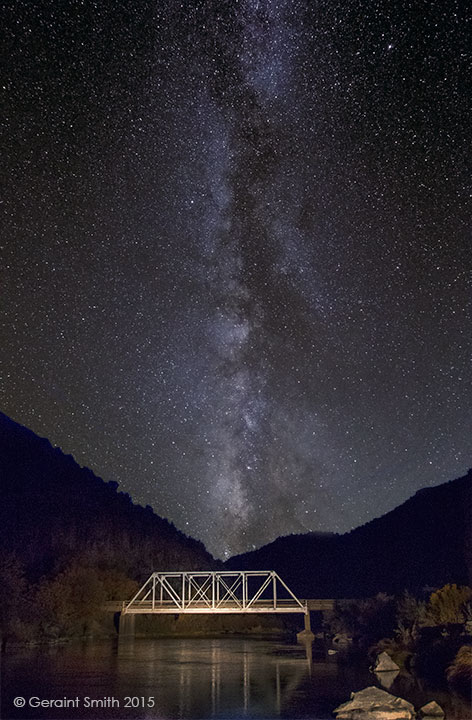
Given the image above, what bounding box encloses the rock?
[418,701,445,718]
[333,686,415,720]
[332,632,352,648]
[374,651,400,672]
[375,668,399,690]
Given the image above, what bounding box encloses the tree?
[36,563,107,638]
[0,553,39,644]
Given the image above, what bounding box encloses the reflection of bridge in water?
[115,571,335,639]
[172,640,313,716]
[116,637,322,716]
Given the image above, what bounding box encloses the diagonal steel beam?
[216,574,243,608]
[125,575,153,611]
[188,574,213,607]
[246,573,273,608]
[156,574,183,608]
[274,572,306,609]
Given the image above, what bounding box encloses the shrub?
[324,593,396,648]
[425,584,472,626]
[394,591,427,647]
[446,645,472,699]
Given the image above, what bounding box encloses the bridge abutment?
[118,612,136,639]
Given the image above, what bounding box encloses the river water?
[1,638,469,720]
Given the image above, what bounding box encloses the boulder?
[374,651,400,672]
[418,701,444,718]
[375,669,399,690]
[332,633,352,648]
[334,686,415,720]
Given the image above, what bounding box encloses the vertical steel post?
[152,574,156,610]
[212,573,215,609]
[182,573,185,609]
[273,572,277,609]
[242,572,246,609]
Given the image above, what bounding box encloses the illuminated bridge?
[114,571,334,639]
[125,570,305,614]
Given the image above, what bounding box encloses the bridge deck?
[105,599,335,613]
[123,600,307,614]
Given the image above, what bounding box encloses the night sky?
[2,0,471,559]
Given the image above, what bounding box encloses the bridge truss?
[124,571,307,615]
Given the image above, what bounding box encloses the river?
[1,637,469,719]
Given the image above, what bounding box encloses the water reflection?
[2,638,470,720]
[117,638,311,717]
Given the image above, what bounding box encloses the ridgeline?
[226,472,472,597]
[1,411,470,646]
[0,411,214,583]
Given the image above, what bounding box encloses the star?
[1,0,470,558]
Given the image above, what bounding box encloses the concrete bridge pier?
[118,612,136,640]
[296,611,315,643]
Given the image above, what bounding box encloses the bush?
[425,584,472,626]
[446,645,472,699]
[324,593,396,648]
[394,591,427,648]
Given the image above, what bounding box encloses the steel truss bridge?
[123,570,307,615]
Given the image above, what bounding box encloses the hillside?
[227,472,472,597]
[0,411,214,583]
[1,409,470,600]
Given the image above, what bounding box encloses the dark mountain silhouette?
[0,411,214,583]
[1,411,470,600]
[226,472,472,598]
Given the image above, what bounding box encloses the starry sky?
[2,0,471,559]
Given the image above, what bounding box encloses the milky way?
[2,0,471,557]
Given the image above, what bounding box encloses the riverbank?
[2,610,302,651]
